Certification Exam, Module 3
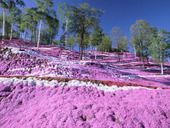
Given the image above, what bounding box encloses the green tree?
[0,14,11,39]
[67,36,75,50]
[149,29,170,75]
[8,7,22,40]
[52,39,60,46]
[58,2,71,47]
[0,0,25,40]
[20,8,38,41]
[34,0,56,48]
[117,36,128,61]
[76,32,91,55]
[21,6,59,44]
[112,27,128,52]
[130,20,152,67]
[46,11,59,44]
[60,34,66,48]
[112,27,123,47]
[60,35,76,50]
[91,27,104,49]
[117,36,128,52]
[98,35,112,52]
[112,27,128,61]
[90,26,104,59]
[68,3,102,60]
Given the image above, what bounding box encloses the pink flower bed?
[0,40,170,128]
[0,82,170,128]
[0,40,170,88]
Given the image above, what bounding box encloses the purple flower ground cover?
[0,82,170,128]
[0,46,170,88]
[0,40,170,128]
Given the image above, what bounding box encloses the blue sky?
[24,0,170,39]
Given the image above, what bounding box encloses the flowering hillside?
[1,0,170,127]
[0,39,169,88]
[0,77,170,128]
[0,39,170,128]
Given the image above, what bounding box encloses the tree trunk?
[146,57,149,65]
[2,9,6,40]
[37,20,42,49]
[92,47,96,60]
[80,37,84,60]
[10,23,13,40]
[50,35,54,45]
[24,31,26,41]
[33,28,37,43]
[94,47,98,60]
[141,41,145,68]
[80,26,85,60]
[134,47,136,58]
[65,18,68,46]
[142,57,145,69]
[118,52,120,62]
[160,62,164,75]
[31,29,34,42]
[20,32,22,39]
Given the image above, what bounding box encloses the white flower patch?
[0,77,152,92]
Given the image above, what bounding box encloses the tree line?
[0,1,170,74]
[0,0,58,46]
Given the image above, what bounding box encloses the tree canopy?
[0,0,169,66]
[67,3,102,60]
